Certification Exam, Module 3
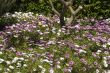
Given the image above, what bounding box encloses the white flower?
[5,13,10,17]
[10,47,16,52]
[79,49,86,53]
[39,32,43,35]
[25,59,29,61]
[38,22,42,25]
[52,27,56,31]
[22,52,27,55]
[37,30,40,32]
[47,41,55,45]
[103,57,107,60]
[0,51,2,55]
[42,25,46,27]
[6,68,10,72]
[79,6,83,9]
[28,54,34,57]
[12,57,19,63]
[96,69,100,73]
[0,58,4,63]
[6,61,11,65]
[12,14,16,17]
[38,65,43,69]
[9,65,14,69]
[38,65,46,73]
[40,37,43,40]
[60,57,64,60]
[42,59,52,63]
[106,18,110,23]
[39,47,45,50]
[23,64,27,67]
[52,31,56,34]
[35,14,38,17]
[14,35,18,38]
[103,60,108,67]
[15,12,18,14]
[104,51,109,55]
[42,68,46,73]
[75,44,80,47]
[17,62,21,67]
[49,68,54,73]
[19,57,24,61]
[97,50,101,53]
[33,68,37,71]
[96,50,102,55]
[0,68,2,71]
[57,65,61,69]
[57,20,60,23]
[6,32,12,34]
[17,72,21,73]
[58,29,61,32]
[107,42,110,45]
[102,44,106,48]
[57,32,60,36]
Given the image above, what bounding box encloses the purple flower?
[28,48,33,51]
[16,51,23,56]
[68,61,74,67]
[65,53,70,58]
[94,61,98,66]
[0,44,3,48]
[80,58,87,65]
[86,33,93,39]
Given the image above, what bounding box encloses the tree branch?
[59,0,72,6]
[68,15,73,24]
[72,6,83,15]
[49,0,60,16]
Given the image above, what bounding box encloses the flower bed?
[0,13,110,73]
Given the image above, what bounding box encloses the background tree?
[49,0,83,26]
[0,0,110,18]
[0,0,16,16]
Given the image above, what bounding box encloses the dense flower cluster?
[4,12,60,25]
[0,13,110,73]
[106,18,110,24]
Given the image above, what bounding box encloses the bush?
[13,0,52,15]
[26,1,51,15]
[79,0,110,18]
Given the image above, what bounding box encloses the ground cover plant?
[0,13,109,73]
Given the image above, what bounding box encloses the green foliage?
[0,17,17,30]
[14,0,52,15]
[26,1,51,15]
[0,0,110,18]
[79,0,110,18]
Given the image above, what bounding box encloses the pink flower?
[16,52,23,56]
[74,24,80,29]
[28,48,33,51]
